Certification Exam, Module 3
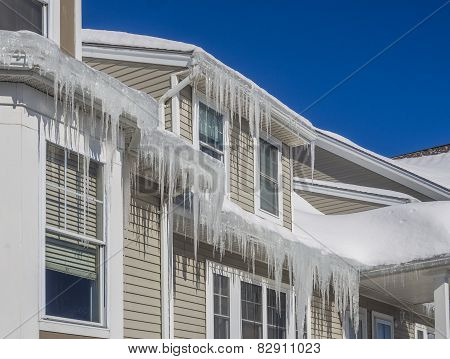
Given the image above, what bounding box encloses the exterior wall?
[179,86,193,143]
[293,146,432,203]
[82,58,182,100]
[173,235,207,339]
[60,0,75,57]
[361,296,432,339]
[310,293,343,339]
[295,190,385,215]
[229,117,254,212]
[123,195,162,339]
[0,82,124,339]
[39,331,95,339]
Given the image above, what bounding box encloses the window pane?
[260,175,278,215]
[213,274,230,339]
[45,235,100,323]
[0,0,43,35]
[376,322,392,339]
[417,330,424,339]
[267,289,286,339]
[199,102,223,159]
[260,139,278,180]
[241,282,263,339]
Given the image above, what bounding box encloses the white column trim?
[433,272,450,339]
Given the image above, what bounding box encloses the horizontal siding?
[39,331,96,339]
[123,196,162,339]
[296,190,385,215]
[310,293,343,339]
[282,144,292,230]
[229,117,254,213]
[293,146,432,202]
[173,236,207,339]
[83,58,183,102]
[179,85,193,143]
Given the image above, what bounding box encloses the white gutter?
[293,177,419,206]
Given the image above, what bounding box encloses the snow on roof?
[319,129,450,190]
[82,29,197,53]
[82,29,314,133]
[292,192,450,267]
[394,152,450,189]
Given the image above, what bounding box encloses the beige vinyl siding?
[293,146,432,202]
[360,296,432,339]
[123,196,162,339]
[229,117,254,213]
[60,0,76,57]
[173,235,207,339]
[83,58,182,101]
[310,293,343,339]
[296,190,385,215]
[179,85,193,143]
[282,144,292,229]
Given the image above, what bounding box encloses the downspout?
[159,65,197,338]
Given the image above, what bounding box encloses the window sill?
[39,319,110,339]
[255,208,284,227]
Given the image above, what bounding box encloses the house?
[0,0,449,340]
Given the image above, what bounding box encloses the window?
[372,312,394,339]
[199,102,224,161]
[415,324,435,339]
[343,308,367,339]
[0,0,45,35]
[45,143,104,324]
[267,289,287,339]
[259,138,279,216]
[213,274,230,339]
[207,262,294,339]
[241,282,263,339]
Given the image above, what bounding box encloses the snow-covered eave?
[361,254,450,279]
[82,29,317,144]
[293,177,419,205]
[316,129,450,200]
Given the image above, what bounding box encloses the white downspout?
[433,271,450,339]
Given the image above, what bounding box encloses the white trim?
[39,319,109,338]
[45,0,60,45]
[294,178,419,206]
[170,75,181,136]
[82,44,192,68]
[317,131,450,200]
[206,261,295,339]
[74,0,82,60]
[372,311,394,339]
[255,133,284,226]
[343,307,367,339]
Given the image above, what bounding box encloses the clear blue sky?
[83,0,450,157]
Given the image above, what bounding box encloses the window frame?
[372,311,394,339]
[343,307,367,339]
[415,323,434,339]
[192,92,230,196]
[206,261,295,339]
[255,133,283,225]
[40,140,107,329]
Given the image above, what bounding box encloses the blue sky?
[83,0,450,157]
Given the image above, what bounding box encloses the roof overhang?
[317,130,450,201]
[360,256,450,306]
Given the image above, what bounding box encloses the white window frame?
[206,261,295,339]
[372,311,394,339]
[193,92,230,196]
[255,133,283,225]
[343,307,367,339]
[414,323,434,339]
[39,138,107,330]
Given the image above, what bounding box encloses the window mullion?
[262,284,267,339]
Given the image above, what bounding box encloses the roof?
[393,144,450,159]
[292,192,450,268]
